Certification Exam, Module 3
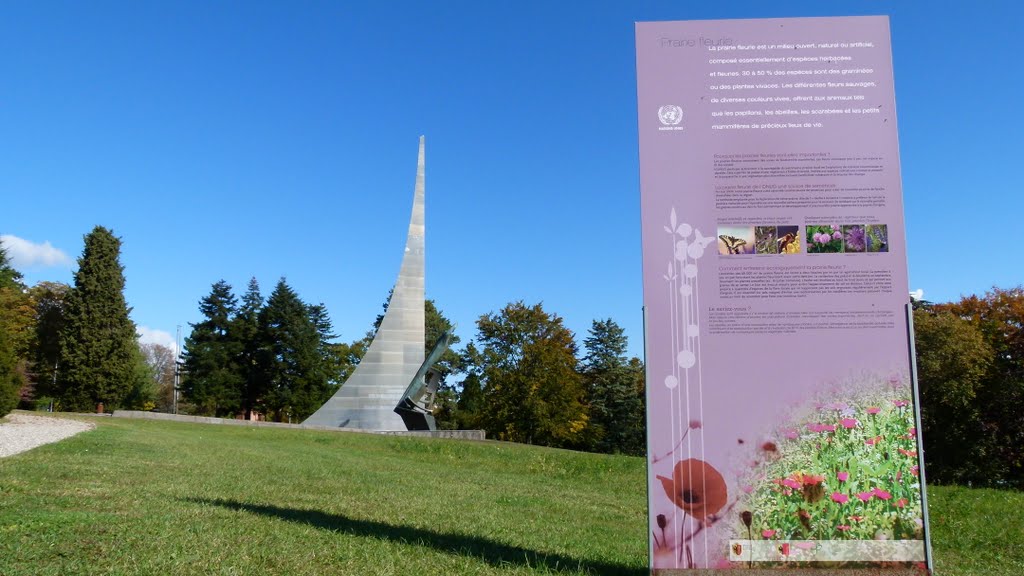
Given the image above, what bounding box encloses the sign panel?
[636,16,931,572]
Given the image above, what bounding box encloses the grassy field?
[0,414,1020,575]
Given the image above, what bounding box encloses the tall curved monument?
[303,137,426,430]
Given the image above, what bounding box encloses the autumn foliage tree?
[475,301,588,448]
[928,286,1024,486]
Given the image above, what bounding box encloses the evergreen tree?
[0,241,23,290]
[55,227,138,411]
[476,301,588,447]
[582,318,646,455]
[256,279,333,422]
[234,277,263,419]
[181,280,242,416]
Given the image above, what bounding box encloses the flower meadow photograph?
[867,224,889,253]
[806,225,844,254]
[718,226,756,256]
[755,226,779,255]
[776,226,801,255]
[731,373,925,567]
[843,225,867,253]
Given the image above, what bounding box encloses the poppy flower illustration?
[656,458,728,521]
[857,491,874,502]
[831,492,849,504]
[893,399,909,407]
[837,471,849,482]
[866,406,881,415]
[761,529,776,539]
[872,487,892,500]
[840,418,858,429]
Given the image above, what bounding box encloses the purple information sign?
[636,17,931,572]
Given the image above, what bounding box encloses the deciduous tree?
[476,301,588,447]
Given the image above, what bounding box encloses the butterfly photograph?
[717,226,755,256]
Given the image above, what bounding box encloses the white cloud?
[909,288,924,301]
[0,234,71,268]
[137,326,179,356]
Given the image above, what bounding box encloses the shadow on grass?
[186,498,645,575]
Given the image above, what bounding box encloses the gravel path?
[0,413,95,458]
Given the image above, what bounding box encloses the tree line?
[912,289,1024,488]
[1,227,178,414]
[4,229,1022,476]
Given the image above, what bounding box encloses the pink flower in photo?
[783,428,799,440]
[894,498,908,508]
[872,488,892,500]
[831,492,849,504]
[837,524,851,531]
[850,515,865,522]
[840,418,858,429]
[689,419,702,429]
[898,448,917,458]
[832,230,842,241]
[908,427,917,437]
[893,399,909,408]
[782,478,802,490]
[865,436,883,446]
[857,492,874,502]
[762,529,776,539]
[807,423,836,433]
[801,474,825,486]
[837,471,849,482]
[866,406,881,415]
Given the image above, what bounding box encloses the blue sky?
[2,1,1021,360]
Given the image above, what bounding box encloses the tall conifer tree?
[181,280,242,416]
[256,279,333,422]
[55,226,138,411]
[582,318,646,455]
[234,277,263,419]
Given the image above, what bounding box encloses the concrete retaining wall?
[111,410,485,440]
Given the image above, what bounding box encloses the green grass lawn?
[0,414,1020,575]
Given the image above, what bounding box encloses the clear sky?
[2,1,1021,360]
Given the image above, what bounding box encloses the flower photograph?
[734,374,924,557]
[806,225,844,254]
[866,224,889,253]
[843,225,867,253]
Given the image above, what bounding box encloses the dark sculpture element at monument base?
[394,328,456,431]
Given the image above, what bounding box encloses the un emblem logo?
[658,105,683,126]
